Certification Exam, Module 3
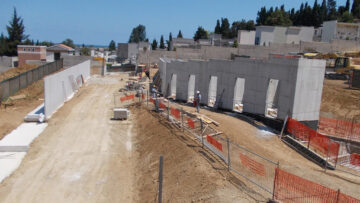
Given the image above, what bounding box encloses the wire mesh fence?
[142,96,360,202]
[318,117,360,143]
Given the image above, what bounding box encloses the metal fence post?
[336,189,340,203]
[181,108,184,132]
[227,138,230,171]
[147,89,149,107]
[167,100,170,121]
[201,119,204,148]
[272,162,279,200]
[158,156,163,203]
[280,115,288,138]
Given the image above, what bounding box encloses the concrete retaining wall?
[0,59,63,100]
[159,57,325,122]
[61,55,92,68]
[44,60,90,119]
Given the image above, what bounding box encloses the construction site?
[0,42,359,202]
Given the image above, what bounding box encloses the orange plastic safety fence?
[187,118,195,129]
[350,153,360,167]
[239,152,266,177]
[206,135,223,152]
[274,168,338,203]
[287,117,339,163]
[149,97,154,103]
[120,94,135,102]
[170,107,180,119]
[159,102,166,109]
[318,117,360,142]
[142,93,145,100]
[338,193,360,203]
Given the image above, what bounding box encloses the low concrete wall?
[300,40,360,53]
[0,59,63,100]
[44,60,90,119]
[61,55,92,68]
[159,57,325,122]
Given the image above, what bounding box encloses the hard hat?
[197,91,200,94]
[153,85,156,87]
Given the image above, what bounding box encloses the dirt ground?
[132,106,269,202]
[0,64,39,81]
[0,73,135,202]
[321,79,360,121]
[0,80,44,140]
[178,104,360,199]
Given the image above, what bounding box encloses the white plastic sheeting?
[44,60,90,119]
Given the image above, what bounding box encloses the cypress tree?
[159,35,165,49]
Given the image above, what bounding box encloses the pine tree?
[345,0,351,12]
[320,0,328,22]
[151,39,157,50]
[352,0,360,18]
[220,18,231,38]
[177,30,183,38]
[167,32,172,51]
[193,26,208,41]
[0,33,8,56]
[159,35,165,49]
[128,24,146,43]
[108,40,116,51]
[6,8,28,56]
[327,0,337,20]
[215,20,221,34]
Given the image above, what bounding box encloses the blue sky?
[0,0,347,45]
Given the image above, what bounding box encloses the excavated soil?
[132,106,269,202]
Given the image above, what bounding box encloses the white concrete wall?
[322,20,337,42]
[298,27,315,42]
[44,60,91,119]
[159,57,325,122]
[238,30,256,45]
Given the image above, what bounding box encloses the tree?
[264,9,292,26]
[339,11,354,22]
[177,30,183,38]
[159,35,165,49]
[62,38,75,48]
[215,19,221,34]
[81,46,90,56]
[167,32,172,51]
[128,24,146,43]
[6,8,28,56]
[321,0,328,22]
[193,26,208,41]
[352,0,360,18]
[256,7,268,25]
[0,34,8,56]
[220,18,231,38]
[230,20,255,38]
[232,40,238,48]
[326,0,337,20]
[108,40,116,51]
[151,39,157,50]
[345,0,351,12]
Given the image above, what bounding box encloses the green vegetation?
[108,40,116,51]
[129,24,146,43]
[159,35,165,49]
[193,26,209,41]
[62,38,76,48]
[177,30,183,38]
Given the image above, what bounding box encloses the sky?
[0,0,348,46]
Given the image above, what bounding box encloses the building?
[255,26,314,46]
[116,42,151,62]
[237,30,256,45]
[170,38,195,50]
[47,44,75,62]
[321,20,360,42]
[17,45,47,66]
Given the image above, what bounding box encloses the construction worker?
[152,85,159,112]
[195,90,201,113]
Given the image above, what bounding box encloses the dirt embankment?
[0,64,39,81]
[132,106,269,202]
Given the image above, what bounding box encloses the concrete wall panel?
[44,60,90,119]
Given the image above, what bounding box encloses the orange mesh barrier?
[239,153,266,177]
[274,168,338,202]
[159,102,166,109]
[338,193,360,203]
[350,153,360,167]
[187,118,195,129]
[274,168,360,203]
[318,117,360,142]
[120,94,135,102]
[170,107,180,119]
[149,97,154,103]
[206,135,223,152]
[287,117,339,163]
[142,93,145,100]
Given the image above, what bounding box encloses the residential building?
[255,26,314,46]
[321,20,360,42]
[237,30,256,45]
[17,45,46,66]
[47,44,75,61]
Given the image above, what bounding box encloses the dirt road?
[0,74,135,202]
